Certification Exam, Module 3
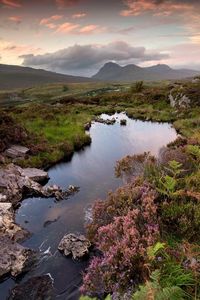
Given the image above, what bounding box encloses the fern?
[147,242,165,260]
[132,270,191,300]
[164,160,183,178]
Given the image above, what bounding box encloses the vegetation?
[0,78,200,299]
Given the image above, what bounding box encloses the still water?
[0,113,177,300]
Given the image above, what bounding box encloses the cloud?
[20,41,169,75]
[79,24,99,34]
[72,13,86,19]
[8,15,22,24]
[40,15,63,25]
[55,22,80,33]
[121,0,194,17]
[0,0,21,8]
[40,15,63,29]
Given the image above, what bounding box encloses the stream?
[0,113,177,300]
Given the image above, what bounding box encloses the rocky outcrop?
[58,233,91,259]
[0,202,28,241]
[0,164,78,204]
[169,89,191,108]
[8,274,55,300]
[0,236,35,277]
[5,145,29,159]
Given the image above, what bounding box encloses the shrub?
[131,81,144,93]
[82,184,159,295]
[62,85,69,92]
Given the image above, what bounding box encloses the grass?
[1,78,199,168]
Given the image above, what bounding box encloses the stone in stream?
[5,145,29,159]
[120,119,127,126]
[94,117,116,125]
[8,274,55,300]
[0,236,35,278]
[58,233,91,259]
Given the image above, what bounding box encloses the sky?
[0,0,200,76]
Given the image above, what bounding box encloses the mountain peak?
[92,62,199,81]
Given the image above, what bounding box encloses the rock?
[0,164,78,204]
[0,202,28,241]
[58,233,91,259]
[0,236,35,278]
[95,117,116,125]
[169,90,191,108]
[8,274,55,300]
[84,122,91,131]
[5,145,29,159]
[20,168,49,182]
[120,119,127,126]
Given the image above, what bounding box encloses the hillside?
[92,62,200,81]
[0,64,92,90]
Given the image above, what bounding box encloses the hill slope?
[0,64,92,90]
[92,62,200,81]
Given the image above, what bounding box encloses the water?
[0,113,177,300]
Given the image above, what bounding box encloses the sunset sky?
[0,0,200,76]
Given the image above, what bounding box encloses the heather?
[81,142,200,299]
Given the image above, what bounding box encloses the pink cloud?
[56,22,80,33]
[40,15,63,25]
[72,13,86,19]
[8,15,22,23]
[121,0,194,17]
[1,0,21,8]
[79,24,99,34]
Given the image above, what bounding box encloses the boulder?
[0,236,35,278]
[20,168,49,182]
[5,145,29,159]
[8,274,55,300]
[58,233,91,259]
[169,90,191,108]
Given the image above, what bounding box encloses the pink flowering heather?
[82,182,159,295]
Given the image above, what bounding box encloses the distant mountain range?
[0,64,92,90]
[0,62,199,90]
[92,62,200,81]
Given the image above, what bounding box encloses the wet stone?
[58,233,91,259]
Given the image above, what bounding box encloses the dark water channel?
[0,113,177,300]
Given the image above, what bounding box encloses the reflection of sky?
[12,114,177,300]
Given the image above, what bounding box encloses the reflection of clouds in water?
[124,121,177,156]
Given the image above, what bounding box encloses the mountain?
[0,64,92,90]
[92,62,200,81]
